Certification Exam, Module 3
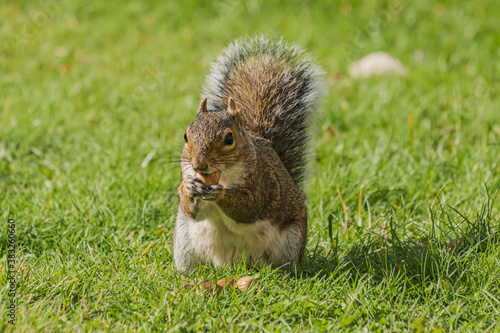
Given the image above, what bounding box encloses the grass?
[1,0,499,331]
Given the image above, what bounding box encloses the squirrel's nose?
[192,158,209,173]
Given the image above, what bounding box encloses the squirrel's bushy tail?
[202,36,324,187]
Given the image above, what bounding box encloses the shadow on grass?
[300,191,499,289]
[180,191,499,286]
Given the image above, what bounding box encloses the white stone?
[349,52,407,77]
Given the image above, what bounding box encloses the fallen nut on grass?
[217,278,236,291]
[196,281,223,296]
[181,282,195,290]
[194,171,221,186]
[181,278,205,291]
[236,276,257,290]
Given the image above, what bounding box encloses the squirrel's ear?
[197,97,208,115]
[227,97,238,116]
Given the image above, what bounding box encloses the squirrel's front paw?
[184,175,223,201]
[199,184,224,201]
[184,175,204,198]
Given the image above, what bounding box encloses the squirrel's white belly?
[181,200,301,268]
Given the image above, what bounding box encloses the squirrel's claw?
[184,175,223,201]
[184,175,202,197]
[200,184,223,201]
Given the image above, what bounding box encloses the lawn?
[1,0,499,331]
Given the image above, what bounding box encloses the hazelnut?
[217,278,236,291]
[181,282,195,290]
[197,281,223,296]
[194,171,222,186]
[236,276,257,291]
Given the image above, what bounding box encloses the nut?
[196,281,223,296]
[217,278,236,292]
[194,171,222,186]
[236,276,257,291]
[198,281,213,291]
[181,282,195,290]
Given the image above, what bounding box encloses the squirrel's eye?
[224,132,234,146]
[184,132,188,143]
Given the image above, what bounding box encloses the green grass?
[1,0,500,331]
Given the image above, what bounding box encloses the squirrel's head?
[181,97,250,178]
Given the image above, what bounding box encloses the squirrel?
[173,36,324,271]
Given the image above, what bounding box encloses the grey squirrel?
[173,36,324,271]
